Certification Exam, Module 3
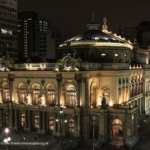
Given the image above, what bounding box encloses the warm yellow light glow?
[98,101,101,106]
[91,106,93,108]
[109,101,113,106]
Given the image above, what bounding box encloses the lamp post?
[4,128,11,150]
[92,116,97,150]
[60,109,63,150]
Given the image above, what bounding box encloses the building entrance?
[89,114,99,139]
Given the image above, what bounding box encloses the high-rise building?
[18,12,62,59]
[34,19,51,57]
[119,21,150,45]
[18,11,37,57]
[0,0,18,60]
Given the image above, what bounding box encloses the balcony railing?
[130,93,143,101]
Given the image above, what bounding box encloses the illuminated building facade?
[0,17,149,148]
[0,0,18,60]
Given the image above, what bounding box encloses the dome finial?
[102,17,108,31]
[92,12,94,22]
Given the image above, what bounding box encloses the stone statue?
[64,42,74,57]
[100,96,107,108]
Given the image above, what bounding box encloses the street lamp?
[4,128,11,150]
[5,128,9,138]
[92,116,97,150]
[60,109,63,150]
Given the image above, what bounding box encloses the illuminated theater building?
[0,17,150,148]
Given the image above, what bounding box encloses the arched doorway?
[49,117,54,134]
[67,85,76,107]
[35,115,39,131]
[68,119,74,135]
[112,119,123,136]
[21,114,25,130]
[89,114,99,139]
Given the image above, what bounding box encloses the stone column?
[99,108,108,143]
[62,115,66,136]
[135,100,137,107]
[0,109,2,127]
[76,115,80,137]
[85,78,89,108]
[25,110,28,128]
[57,79,62,106]
[0,88,2,102]
[28,110,31,131]
[8,102,13,129]
[130,86,132,98]
[77,80,81,107]
[42,111,45,133]
[136,84,138,95]
[9,78,14,102]
[14,109,18,128]
[74,115,77,137]
[134,113,138,134]
[138,98,141,115]
[132,85,134,97]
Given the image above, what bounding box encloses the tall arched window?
[32,83,41,105]
[46,84,56,105]
[67,85,76,107]
[3,83,10,102]
[68,119,74,135]
[18,83,27,104]
[21,114,25,127]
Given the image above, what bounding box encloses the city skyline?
[18,0,150,40]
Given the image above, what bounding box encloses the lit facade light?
[109,101,113,106]
[7,137,11,141]
[56,119,58,122]
[64,120,67,123]
[60,110,63,114]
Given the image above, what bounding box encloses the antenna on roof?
[92,12,94,22]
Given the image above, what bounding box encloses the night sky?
[18,0,150,40]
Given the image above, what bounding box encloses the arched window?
[18,83,27,104]
[35,115,39,129]
[46,84,56,106]
[68,119,74,135]
[49,117,54,130]
[32,83,41,105]
[67,85,76,107]
[21,114,25,127]
[3,83,10,102]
